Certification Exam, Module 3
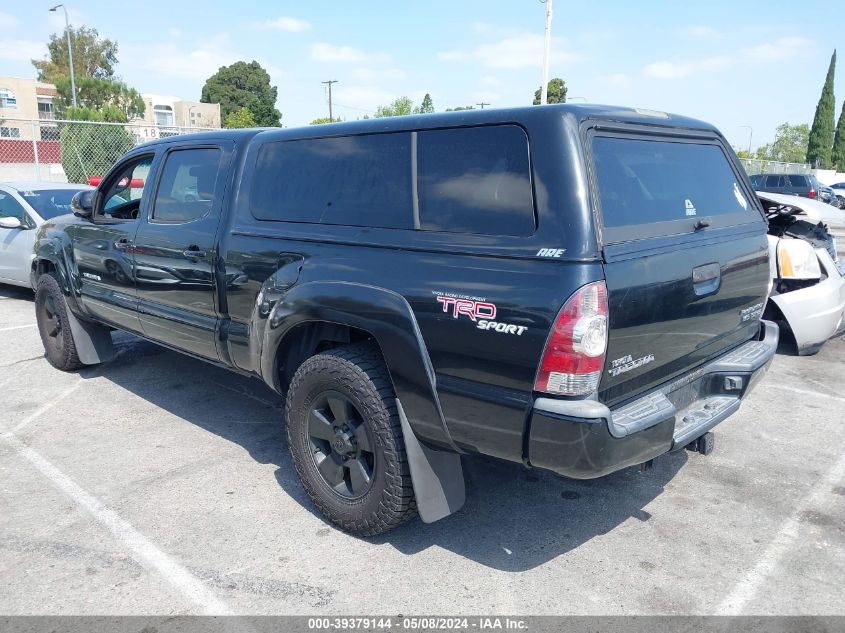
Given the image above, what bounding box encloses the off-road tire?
[286,343,417,536]
[35,273,84,371]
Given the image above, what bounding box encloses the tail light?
[535,281,608,396]
[808,188,816,199]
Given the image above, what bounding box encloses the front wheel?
[35,273,85,371]
[285,344,417,536]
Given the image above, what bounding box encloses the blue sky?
[2,1,842,149]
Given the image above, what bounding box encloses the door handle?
[114,239,132,250]
[182,248,207,259]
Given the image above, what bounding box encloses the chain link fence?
[739,158,811,176]
[0,118,219,184]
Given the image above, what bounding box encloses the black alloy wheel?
[307,390,376,498]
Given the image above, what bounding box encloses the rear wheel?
[35,273,84,371]
[285,343,417,536]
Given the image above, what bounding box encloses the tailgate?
[589,133,770,406]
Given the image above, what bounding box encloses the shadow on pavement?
[0,284,33,301]
[85,332,688,572]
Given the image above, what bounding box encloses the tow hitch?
[686,431,715,456]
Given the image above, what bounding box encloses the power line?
[321,80,339,121]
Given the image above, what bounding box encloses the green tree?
[832,101,845,170]
[419,93,434,114]
[201,61,281,127]
[807,50,837,168]
[533,78,567,105]
[224,107,257,129]
[735,149,754,159]
[374,96,414,118]
[445,105,474,112]
[755,123,811,163]
[54,76,144,120]
[32,26,118,82]
[59,106,135,184]
[310,117,341,125]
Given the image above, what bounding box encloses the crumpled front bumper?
[527,320,779,479]
[771,248,845,355]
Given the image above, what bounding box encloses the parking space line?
[0,324,37,332]
[7,383,84,434]
[717,450,845,615]
[0,432,234,615]
[770,384,845,404]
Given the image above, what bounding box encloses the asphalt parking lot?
[0,283,843,616]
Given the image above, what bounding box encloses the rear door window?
[787,175,807,188]
[152,148,222,223]
[765,175,783,188]
[592,136,758,242]
[251,133,413,229]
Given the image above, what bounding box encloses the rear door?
[589,131,770,406]
[132,143,229,360]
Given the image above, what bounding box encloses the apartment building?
[142,94,221,129]
[0,76,58,140]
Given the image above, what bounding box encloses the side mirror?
[0,216,22,230]
[71,190,94,218]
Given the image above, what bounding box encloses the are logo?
[536,248,566,258]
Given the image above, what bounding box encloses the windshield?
[18,188,87,220]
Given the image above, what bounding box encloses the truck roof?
[136,104,720,150]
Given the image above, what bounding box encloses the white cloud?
[742,36,816,61]
[351,67,406,81]
[0,11,19,28]
[47,7,83,30]
[643,55,732,79]
[311,43,390,64]
[261,16,312,32]
[687,25,720,39]
[439,33,580,70]
[437,50,467,62]
[0,39,47,62]
[128,34,241,82]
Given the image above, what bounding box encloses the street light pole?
[49,4,76,108]
[321,80,338,121]
[738,125,753,155]
[540,0,553,105]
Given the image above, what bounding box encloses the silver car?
[0,182,93,289]
[758,191,845,354]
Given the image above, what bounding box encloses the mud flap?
[64,304,114,365]
[397,399,465,523]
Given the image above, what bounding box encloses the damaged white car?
[758,191,845,355]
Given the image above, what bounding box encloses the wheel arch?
[262,281,466,524]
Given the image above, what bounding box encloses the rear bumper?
[527,320,779,479]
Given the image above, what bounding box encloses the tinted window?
[251,134,413,229]
[787,175,807,188]
[153,148,222,223]
[99,157,152,220]
[765,175,782,187]
[19,188,84,220]
[592,137,753,230]
[749,174,765,188]
[0,191,29,225]
[416,125,534,236]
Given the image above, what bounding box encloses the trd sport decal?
[433,292,528,336]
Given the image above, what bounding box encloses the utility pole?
[738,125,753,155]
[476,102,490,110]
[49,4,77,108]
[540,0,553,105]
[322,80,338,121]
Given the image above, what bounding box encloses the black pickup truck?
[33,105,778,535]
